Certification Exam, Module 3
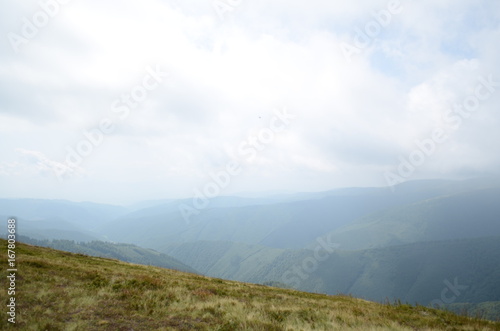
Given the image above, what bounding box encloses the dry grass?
[1,239,499,330]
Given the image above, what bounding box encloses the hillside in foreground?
[2,239,500,330]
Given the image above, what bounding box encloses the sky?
[0,0,499,204]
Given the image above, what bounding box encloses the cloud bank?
[1,0,499,203]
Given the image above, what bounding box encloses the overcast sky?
[1,0,499,204]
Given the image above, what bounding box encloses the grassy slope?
[1,240,500,330]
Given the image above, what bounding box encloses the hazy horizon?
[1,176,499,206]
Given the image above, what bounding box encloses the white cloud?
[0,0,499,202]
[15,149,85,179]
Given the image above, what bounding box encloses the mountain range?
[2,177,500,319]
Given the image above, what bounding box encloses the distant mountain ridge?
[96,178,500,251]
[320,186,500,250]
[2,177,500,319]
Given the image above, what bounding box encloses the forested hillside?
[18,235,197,274]
[164,236,500,308]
